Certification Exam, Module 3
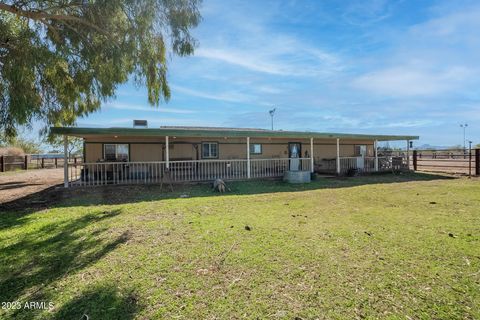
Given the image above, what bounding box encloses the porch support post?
[406,140,410,170]
[374,140,379,172]
[310,137,314,173]
[336,138,340,175]
[165,136,170,169]
[247,137,251,178]
[63,135,69,188]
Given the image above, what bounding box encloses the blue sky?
[70,0,480,146]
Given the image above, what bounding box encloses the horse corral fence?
[412,149,479,176]
[0,155,82,172]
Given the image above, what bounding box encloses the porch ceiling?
[50,127,419,141]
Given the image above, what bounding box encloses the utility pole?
[269,108,276,130]
[460,123,468,156]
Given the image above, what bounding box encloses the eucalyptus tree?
[0,0,201,138]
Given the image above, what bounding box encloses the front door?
[356,145,367,169]
[288,142,302,171]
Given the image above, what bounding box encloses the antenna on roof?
[269,108,276,130]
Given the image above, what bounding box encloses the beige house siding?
[84,143,102,162]
[131,144,163,162]
[169,143,196,160]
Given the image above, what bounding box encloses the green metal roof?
[50,126,419,141]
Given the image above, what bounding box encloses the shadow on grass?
[51,284,139,320]
[0,209,129,306]
[7,283,139,320]
[7,171,457,210]
[0,182,43,190]
[0,172,456,214]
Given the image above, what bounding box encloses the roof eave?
[49,127,419,141]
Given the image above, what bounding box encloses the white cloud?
[374,119,440,128]
[256,85,283,94]
[195,44,342,77]
[351,4,480,97]
[191,4,344,79]
[196,48,287,76]
[342,0,400,26]
[170,84,255,103]
[104,102,196,114]
[352,66,475,96]
[409,5,480,39]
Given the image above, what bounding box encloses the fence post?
[310,137,314,173]
[469,148,472,177]
[475,149,480,176]
[413,150,418,171]
[41,158,45,169]
[0,156,4,172]
[55,158,58,168]
[336,138,341,175]
[406,140,410,170]
[64,136,69,188]
[24,155,28,170]
[165,136,170,169]
[246,137,251,178]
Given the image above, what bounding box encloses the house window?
[202,142,218,159]
[250,143,262,154]
[104,144,129,161]
[354,145,367,157]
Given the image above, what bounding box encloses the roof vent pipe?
[133,120,148,128]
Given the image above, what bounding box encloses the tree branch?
[0,3,108,35]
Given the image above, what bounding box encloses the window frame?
[354,144,368,157]
[201,141,219,159]
[103,143,130,161]
[250,143,262,155]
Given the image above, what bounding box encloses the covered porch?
[50,126,418,187]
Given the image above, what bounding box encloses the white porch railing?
[337,156,408,174]
[67,158,312,186]
[68,161,167,186]
[170,159,248,181]
[339,157,357,174]
[250,158,288,178]
[67,155,407,186]
[250,158,311,178]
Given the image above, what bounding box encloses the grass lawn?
[0,173,479,319]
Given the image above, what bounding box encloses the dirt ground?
[0,168,64,206]
[416,159,476,175]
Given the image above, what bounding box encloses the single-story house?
[50,125,419,187]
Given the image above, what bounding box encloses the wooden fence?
[412,149,479,176]
[0,155,82,172]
